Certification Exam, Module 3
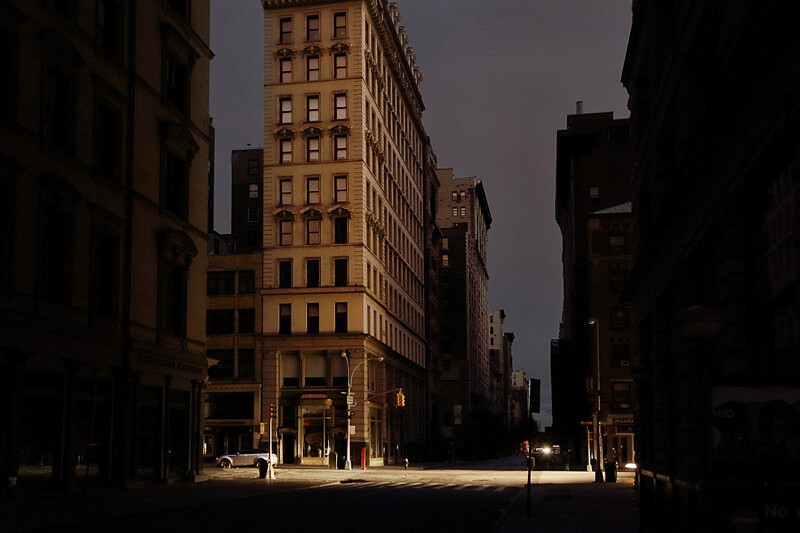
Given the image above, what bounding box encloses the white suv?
[215,448,278,469]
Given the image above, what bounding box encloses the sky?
[209,0,633,427]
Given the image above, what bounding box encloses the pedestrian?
[404,457,409,469]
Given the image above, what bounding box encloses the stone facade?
[0,0,212,492]
[260,0,429,466]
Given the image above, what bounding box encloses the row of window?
[9,29,198,219]
[278,52,347,83]
[281,351,369,389]
[207,348,254,380]
[278,175,347,206]
[278,11,347,44]
[277,257,348,288]
[207,270,256,295]
[206,308,255,335]
[365,260,425,337]
[13,188,195,338]
[278,93,347,124]
[277,134,348,164]
[279,302,348,334]
[38,0,188,63]
[277,216,348,246]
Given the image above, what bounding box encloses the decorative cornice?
[301,207,322,219]
[328,206,351,218]
[363,0,425,130]
[275,47,295,58]
[274,209,295,221]
[157,229,198,269]
[329,41,350,54]
[273,128,295,139]
[302,126,323,137]
[263,0,342,7]
[330,124,350,135]
[301,45,323,56]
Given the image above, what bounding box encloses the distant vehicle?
[215,448,278,469]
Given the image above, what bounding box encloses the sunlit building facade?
[260,0,430,465]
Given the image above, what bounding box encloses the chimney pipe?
[576,100,583,114]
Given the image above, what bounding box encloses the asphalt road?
[2,456,638,532]
[98,457,527,532]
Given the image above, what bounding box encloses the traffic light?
[269,404,278,420]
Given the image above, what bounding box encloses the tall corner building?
[260,0,431,466]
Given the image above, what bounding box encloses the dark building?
[436,169,493,459]
[422,146,444,460]
[554,106,633,472]
[0,0,212,493]
[622,1,800,531]
[204,250,263,461]
[230,148,263,253]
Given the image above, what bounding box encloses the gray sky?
[209,0,633,427]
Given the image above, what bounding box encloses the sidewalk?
[0,469,324,532]
[1,464,411,531]
[494,470,639,533]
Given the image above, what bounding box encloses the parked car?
[215,448,277,469]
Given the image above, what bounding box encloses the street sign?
[346,394,354,405]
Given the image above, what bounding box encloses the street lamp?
[341,351,384,470]
[588,318,604,482]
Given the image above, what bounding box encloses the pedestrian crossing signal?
[395,391,405,407]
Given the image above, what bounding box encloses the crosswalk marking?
[337,481,512,494]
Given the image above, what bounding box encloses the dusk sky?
[209,0,633,426]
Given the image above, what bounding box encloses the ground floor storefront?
[1,340,207,496]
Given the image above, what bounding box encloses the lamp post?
[341,351,384,470]
[588,318,604,482]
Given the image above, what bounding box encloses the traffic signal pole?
[268,403,276,480]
